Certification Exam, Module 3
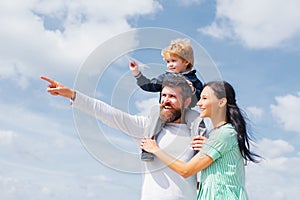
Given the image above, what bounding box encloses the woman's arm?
[140,138,213,178]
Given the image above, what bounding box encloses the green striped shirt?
[197,123,248,200]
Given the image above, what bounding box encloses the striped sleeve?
[200,126,237,161]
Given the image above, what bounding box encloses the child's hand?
[129,60,140,76]
[186,80,195,93]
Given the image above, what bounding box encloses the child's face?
[164,55,189,74]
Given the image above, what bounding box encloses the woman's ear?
[219,98,227,108]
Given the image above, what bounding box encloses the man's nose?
[161,96,170,104]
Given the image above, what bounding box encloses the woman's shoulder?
[218,124,238,144]
[211,123,237,140]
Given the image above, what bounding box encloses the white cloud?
[199,21,232,39]
[199,0,300,49]
[0,0,162,88]
[245,106,263,122]
[0,160,135,200]
[135,97,159,116]
[177,0,204,6]
[257,138,294,158]
[0,100,67,137]
[270,92,300,134]
[0,130,16,145]
[246,138,300,199]
[0,101,140,199]
[0,97,82,165]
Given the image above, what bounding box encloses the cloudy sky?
[1,0,300,199]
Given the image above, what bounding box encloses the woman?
[140,81,260,200]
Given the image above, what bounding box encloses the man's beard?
[159,103,182,123]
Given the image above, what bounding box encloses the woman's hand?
[191,135,207,151]
[140,138,160,154]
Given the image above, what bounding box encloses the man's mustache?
[160,102,173,109]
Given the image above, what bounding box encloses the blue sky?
[0,0,300,199]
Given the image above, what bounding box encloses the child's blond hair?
[161,38,194,70]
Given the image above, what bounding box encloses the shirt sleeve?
[136,73,164,92]
[200,126,237,161]
[71,91,148,138]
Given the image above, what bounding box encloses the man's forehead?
[162,86,182,95]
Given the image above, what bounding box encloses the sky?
[0,0,300,199]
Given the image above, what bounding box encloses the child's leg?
[144,105,165,138]
[141,105,165,161]
[187,109,207,139]
[184,108,201,130]
[185,110,206,188]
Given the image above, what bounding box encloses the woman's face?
[197,86,221,119]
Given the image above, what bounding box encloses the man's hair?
[162,75,192,101]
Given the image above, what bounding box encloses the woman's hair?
[205,81,261,163]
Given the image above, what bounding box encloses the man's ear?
[184,97,192,109]
[219,98,227,108]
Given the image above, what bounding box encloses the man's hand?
[191,135,207,151]
[140,137,160,154]
[40,76,75,99]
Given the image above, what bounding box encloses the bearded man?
[41,75,203,200]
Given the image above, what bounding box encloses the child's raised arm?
[128,57,140,76]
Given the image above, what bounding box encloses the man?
[41,75,206,200]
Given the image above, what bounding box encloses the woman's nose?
[196,99,202,107]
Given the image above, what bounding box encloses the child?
[130,38,203,108]
[129,38,204,161]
